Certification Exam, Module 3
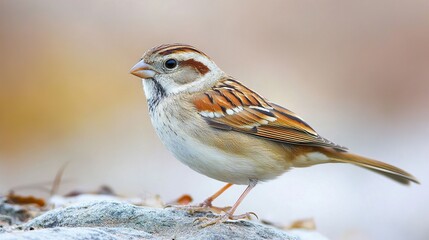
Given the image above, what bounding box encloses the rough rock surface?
[0,200,328,240]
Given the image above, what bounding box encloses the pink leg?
[225,179,257,216]
[200,183,233,207]
[167,183,234,214]
[200,180,258,227]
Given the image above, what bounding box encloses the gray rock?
[0,200,328,240]
[0,199,32,225]
[0,227,154,240]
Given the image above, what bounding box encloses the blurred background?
[1,0,428,239]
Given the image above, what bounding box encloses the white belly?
[149,98,288,185]
[163,133,269,185]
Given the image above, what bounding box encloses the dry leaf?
[176,194,193,205]
[7,192,46,207]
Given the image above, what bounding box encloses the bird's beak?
[130,60,156,79]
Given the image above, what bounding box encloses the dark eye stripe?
[180,59,209,75]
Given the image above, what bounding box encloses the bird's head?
[130,44,224,100]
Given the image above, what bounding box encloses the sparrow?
[130,44,419,226]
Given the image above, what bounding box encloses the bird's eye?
[164,59,178,69]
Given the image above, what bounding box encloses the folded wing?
[193,78,347,151]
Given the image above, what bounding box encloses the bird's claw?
[195,211,257,228]
[164,204,212,214]
[165,203,233,215]
[163,204,173,209]
[247,211,259,220]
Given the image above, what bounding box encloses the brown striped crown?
[146,43,209,58]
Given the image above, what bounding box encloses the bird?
[130,43,419,226]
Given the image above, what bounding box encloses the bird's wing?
[193,78,347,151]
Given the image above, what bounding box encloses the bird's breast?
[148,96,293,184]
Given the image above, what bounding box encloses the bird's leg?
[200,183,233,207]
[198,179,258,227]
[185,183,233,214]
[167,183,233,214]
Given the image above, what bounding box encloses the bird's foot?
[196,199,231,214]
[164,204,204,213]
[165,203,230,215]
[194,211,258,228]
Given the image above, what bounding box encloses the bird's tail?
[321,149,420,185]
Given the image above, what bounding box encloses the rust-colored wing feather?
[193,78,347,151]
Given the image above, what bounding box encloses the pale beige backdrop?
[1,1,428,239]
